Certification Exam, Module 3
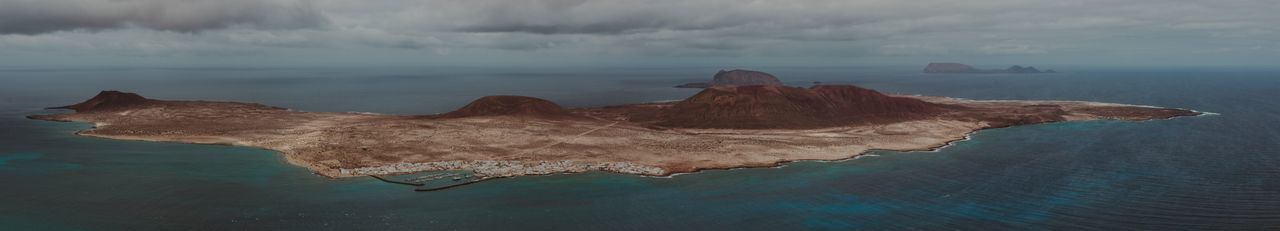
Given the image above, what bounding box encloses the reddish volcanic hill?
[50,90,156,112]
[440,95,576,119]
[650,85,948,129]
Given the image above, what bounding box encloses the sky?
[0,0,1277,67]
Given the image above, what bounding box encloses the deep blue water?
[2,66,1278,230]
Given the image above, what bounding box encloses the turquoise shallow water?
[1,66,1278,230]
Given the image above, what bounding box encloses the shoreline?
[28,92,1203,188]
[47,112,1192,183]
[642,112,1201,179]
[50,118,969,180]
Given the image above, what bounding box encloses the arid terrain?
[29,83,1199,182]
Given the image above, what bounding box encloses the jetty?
[407,173,449,182]
[414,180,483,192]
[369,175,425,186]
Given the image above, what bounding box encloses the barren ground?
[29,94,1199,180]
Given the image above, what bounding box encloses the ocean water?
[1,66,1278,230]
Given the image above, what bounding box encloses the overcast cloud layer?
[1,0,1277,66]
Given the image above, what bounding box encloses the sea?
[1,66,1277,230]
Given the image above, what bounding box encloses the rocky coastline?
[337,160,667,178]
[27,70,1200,189]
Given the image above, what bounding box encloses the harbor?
[369,170,479,192]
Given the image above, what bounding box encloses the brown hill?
[50,90,156,112]
[650,85,948,129]
[439,95,576,119]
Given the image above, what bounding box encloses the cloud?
[0,0,327,35]
[878,44,949,55]
[2,0,1279,66]
[424,0,868,35]
[978,42,1048,55]
[439,1,742,34]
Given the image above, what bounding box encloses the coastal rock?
[50,90,155,112]
[439,95,577,119]
[338,160,667,178]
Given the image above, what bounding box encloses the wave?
[854,154,881,159]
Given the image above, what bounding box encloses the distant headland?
[674,69,783,88]
[924,62,1056,74]
[29,69,1196,189]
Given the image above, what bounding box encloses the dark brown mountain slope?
[439,95,577,119]
[49,90,156,112]
[648,85,948,129]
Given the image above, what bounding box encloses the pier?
[369,175,425,186]
[414,180,483,192]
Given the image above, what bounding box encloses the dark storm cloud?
[458,22,715,35]
[436,0,763,34]
[2,0,1279,66]
[0,0,328,35]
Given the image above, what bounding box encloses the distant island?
[674,69,783,88]
[29,70,1197,187]
[924,62,1056,74]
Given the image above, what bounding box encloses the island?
[28,71,1198,186]
[674,69,783,88]
[924,62,1056,74]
